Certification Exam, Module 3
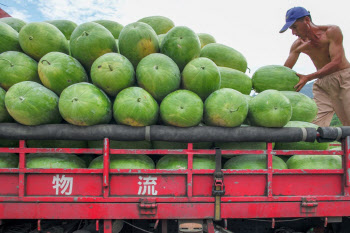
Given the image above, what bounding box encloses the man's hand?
[294,73,310,92]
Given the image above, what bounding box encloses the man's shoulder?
[319,25,343,42]
[290,38,303,50]
[325,25,342,35]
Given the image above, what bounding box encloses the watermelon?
[0,22,21,53]
[88,140,152,149]
[158,34,166,45]
[46,20,77,40]
[89,154,155,169]
[90,53,135,96]
[0,51,40,90]
[26,153,86,168]
[70,22,118,71]
[0,87,12,122]
[152,141,213,150]
[0,153,19,168]
[204,88,248,127]
[19,22,69,61]
[93,20,124,39]
[224,154,287,169]
[160,90,203,127]
[274,121,330,150]
[118,22,159,68]
[38,52,88,95]
[59,82,112,126]
[252,65,299,93]
[248,90,292,127]
[218,66,252,95]
[5,81,62,125]
[113,87,159,126]
[156,154,215,169]
[136,53,181,102]
[26,140,88,148]
[0,17,26,32]
[197,33,216,48]
[160,26,201,71]
[200,43,247,73]
[137,16,175,35]
[287,155,342,169]
[182,57,221,100]
[280,91,318,122]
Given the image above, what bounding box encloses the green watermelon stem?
[0,58,14,67]
[108,64,113,71]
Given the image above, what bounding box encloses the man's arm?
[284,41,301,69]
[294,26,345,91]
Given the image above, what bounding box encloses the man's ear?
[304,17,312,28]
[304,16,311,24]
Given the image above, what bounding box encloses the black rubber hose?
[317,126,350,142]
[150,125,316,142]
[0,123,317,142]
[0,123,145,141]
[341,126,350,138]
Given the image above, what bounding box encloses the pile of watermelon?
[0,16,339,170]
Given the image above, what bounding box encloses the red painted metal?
[104,219,112,233]
[0,134,349,229]
[0,8,10,18]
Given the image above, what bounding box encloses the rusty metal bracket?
[301,197,318,213]
[139,198,157,215]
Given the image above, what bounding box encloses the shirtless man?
[280,6,350,126]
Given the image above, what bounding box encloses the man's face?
[289,18,308,40]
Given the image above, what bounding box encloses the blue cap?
[279,7,310,33]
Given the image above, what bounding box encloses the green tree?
[330,114,342,127]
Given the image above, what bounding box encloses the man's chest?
[298,35,330,57]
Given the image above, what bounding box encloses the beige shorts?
[312,67,350,127]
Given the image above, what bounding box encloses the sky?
[1,0,350,77]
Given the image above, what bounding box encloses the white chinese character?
[137,176,158,196]
[52,175,73,195]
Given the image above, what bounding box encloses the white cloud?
[36,0,124,24]
[6,8,30,21]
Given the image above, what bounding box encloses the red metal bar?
[18,140,26,198]
[103,138,110,198]
[0,147,102,154]
[0,168,343,175]
[273,150,343,155]
[154,219,159,229]
[187,143,193,198]
[96,219,99,231]
[267,142,273,197]
[104,219,112,233]
[345,137,350,187]
[0,147,344,156]
[206,219,215,233]
[37,219,41,231]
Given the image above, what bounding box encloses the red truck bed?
[0,124,349,233]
